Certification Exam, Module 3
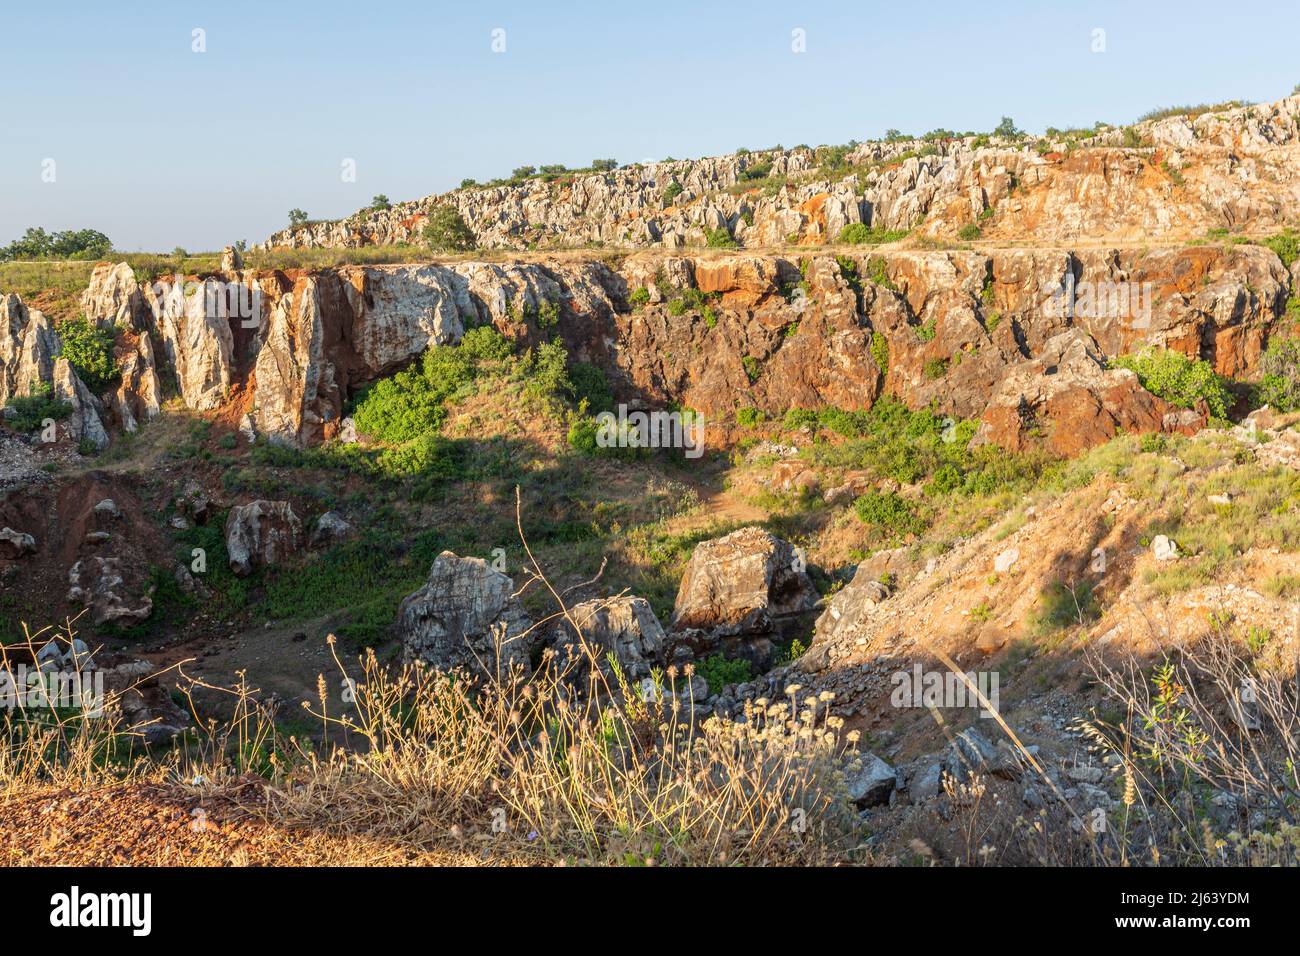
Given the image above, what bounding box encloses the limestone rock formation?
[66,557,153,627]
[550,596,666,679]
[975,329,1198,457]
[257,95,1300,253]
[52,358,110,451]
[81,262,147,331]
[670,527,818,667]
[57,234,1289,459]
[0,295,59,406]
[309,511,353,549]
[112,331,163,432]
[396,551,535,676]
[0,527,36,559]
[224,500,302,576]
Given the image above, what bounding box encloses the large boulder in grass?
[66,556,153,627]
[669,527,818,667]
[0,527,36,559]
[550,596,666,679]
[397,551,535,676]
[224,500,302,576]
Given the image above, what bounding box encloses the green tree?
[422,207,476,252]
[0,227,112,261]
[288,209,309,228]
[371,195,392,210]
[59,317,119,392]
[591,158,617,172]
[994,116,1021,138]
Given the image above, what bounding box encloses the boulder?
[942,727,999,785]
[397,552,535,676]
[845,752,898,808]
[0,527,36,559]
[220,245,244,272]
[224,500,302,576]
[993,547,1019,574]
[1151,535,1180,561]
[671,526,818,634]
[309,511,353,549]
[806,561,889,650]
[551,595,666,679]
[93,499,121,519]
[66,557,153,626]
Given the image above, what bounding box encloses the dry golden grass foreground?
[0,779,525,867]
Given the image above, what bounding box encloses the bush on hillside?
[1112,349,1231,419]
[422,206,476,252]
[1258,339,1300,411]
[58,317,119,392]
[2,383,72,432]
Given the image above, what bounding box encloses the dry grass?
[2,493,867,866]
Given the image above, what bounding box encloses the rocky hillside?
[4,92,1300,869]
[5,240,1292,461]
[259,95,1300,252]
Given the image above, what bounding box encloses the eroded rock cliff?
[257,95,1300,252]
[37,240,1294,456]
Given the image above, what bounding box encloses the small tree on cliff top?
[423,206,476,252]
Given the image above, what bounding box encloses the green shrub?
[838,223,870,244]
[735,407,765,427]
[1112,349,1231,419]
[1030,580,1100,635]
[2,383,72,432]
[1259,231,1299,269]
[422,206,476,252]
[865,258,897,292]
[661,182,684,206]
[915,319,936,343]
[354,328,515,443]
[958,223,982,241]
[695,654,754,691]
[852,491,926,538]
[742,356,762,383]
[870,331,889,372]
[838,224,909,245]
[569,361,613,413]
[705,228,738,249]
[352,367,445,443]
[629,286,650,308]
[783,408,819,431]
[566,415,599,453]
[923,357,949,379]
[1257,338,1300,411]
[58,318,119,393]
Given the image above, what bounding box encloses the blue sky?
[2,0,1297,252]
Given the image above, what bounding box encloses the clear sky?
[2,0,1297,252]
